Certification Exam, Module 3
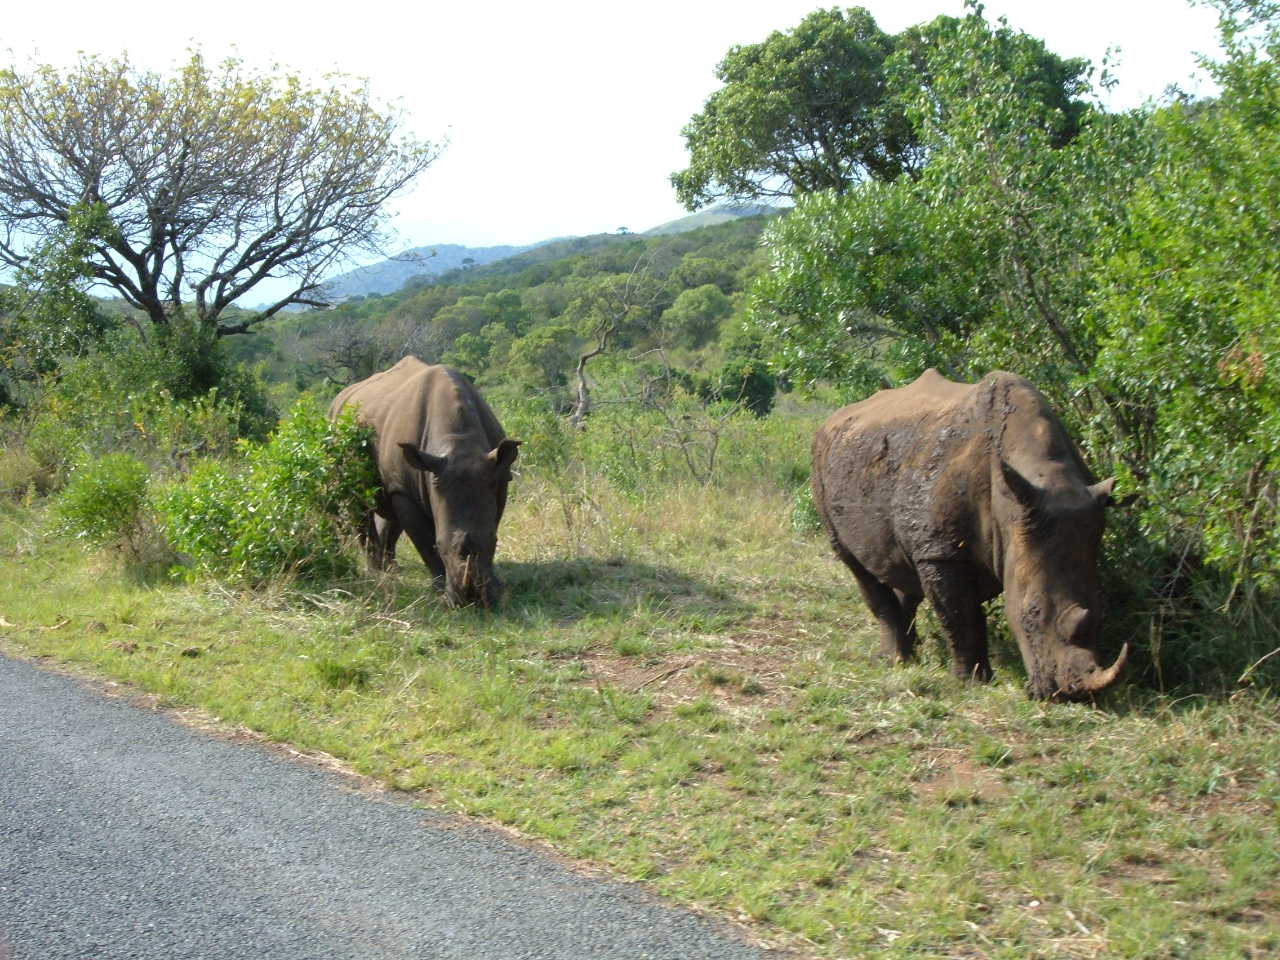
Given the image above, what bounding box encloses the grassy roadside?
[2,479,1278,960]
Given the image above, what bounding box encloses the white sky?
[4,0,1222,283]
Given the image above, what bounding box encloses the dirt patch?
[580,616,810,716]
[1104,855,1178,887]
[913,750,1010,805]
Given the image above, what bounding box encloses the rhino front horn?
[1078,642,1129,694]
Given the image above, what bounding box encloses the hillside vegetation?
[228,212,778,422]
[2,3,1280,958]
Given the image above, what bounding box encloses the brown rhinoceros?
[811,369,1126,699]
[329,358,519,608]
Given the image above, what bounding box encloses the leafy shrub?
[790,482,823,536]
[713,355,777,417]
[0,438,55,501]
[158,401,378,583]
[574,407,669,493]
[55,453,155,558]
[18,322,274,485]
[492,395,573,474]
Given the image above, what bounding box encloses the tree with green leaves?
[1,201,117,405]
[1091,0,1280,592]
[660,284,734,349]
[564,265,669,426]
[0,52,439,338]
[672,4,1093,217]
[671,7,915,210]
[751,5,1134,413]
[888,12,1091,150]
[424,289,530,362]
[507,324,577,390]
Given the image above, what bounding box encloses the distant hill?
[315,204,780,301]
[418,234,635,289]
[642,203,778,237]
[320,243,543,300]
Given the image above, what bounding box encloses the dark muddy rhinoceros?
[811,369,1126,699]
[329,358,519,608]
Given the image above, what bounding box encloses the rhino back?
[814,370,999,584]
[331,358,504,497]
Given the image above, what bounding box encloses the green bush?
[17,322,275,485]
[491,394,573,475]
[158,400,378,583]
[575,407,669,493]
[714,355,777,417]
[55,453,154,557]
[790,482,823,536]
[0,413,55,501]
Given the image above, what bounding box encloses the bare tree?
[311,311,431,384]
[565,256,667,427]
[0,53,440,337]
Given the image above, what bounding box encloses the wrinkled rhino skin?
[330,358,519,608]
[812,369,1125,700]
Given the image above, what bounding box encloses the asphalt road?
[0,653,775,960]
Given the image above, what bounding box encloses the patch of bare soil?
[580,616,810,716]
[912,749,1010,805]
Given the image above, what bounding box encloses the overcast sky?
[6,0,1221,276]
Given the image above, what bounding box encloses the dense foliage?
[54,452,153,557]
[159,403,378,583]
[231,213,779,421]
[0,202,117,406]
[752,0,1280,688]
[671,5,1088,210]
[671,7,914,207]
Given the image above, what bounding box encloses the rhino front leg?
[389,492,446,587]
[916,561,993,682]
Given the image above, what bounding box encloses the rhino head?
[399,439,520,609]
[998,460,1128,700]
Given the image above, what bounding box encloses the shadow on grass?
[362,555,749,625]
[498,557,751,625]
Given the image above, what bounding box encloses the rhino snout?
[443,530,496,559]
[440,533,500,609]
[1036,640,1128,700]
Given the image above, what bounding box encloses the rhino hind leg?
[388,492,446,587]
[917,561,993,682]
[895,589,922,656]
[835,544,920,662]
[362,511,401,571]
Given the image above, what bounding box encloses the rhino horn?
[1077,642,1129,694]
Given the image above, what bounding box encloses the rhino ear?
[399,442,447,475]
[490,439,521,474]
[999,458,1041,509]
[1088,477,1117,508]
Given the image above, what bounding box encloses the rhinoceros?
[329,358,519,608]
[811,369,1126,699]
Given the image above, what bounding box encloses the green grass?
[1,481,1278,959]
